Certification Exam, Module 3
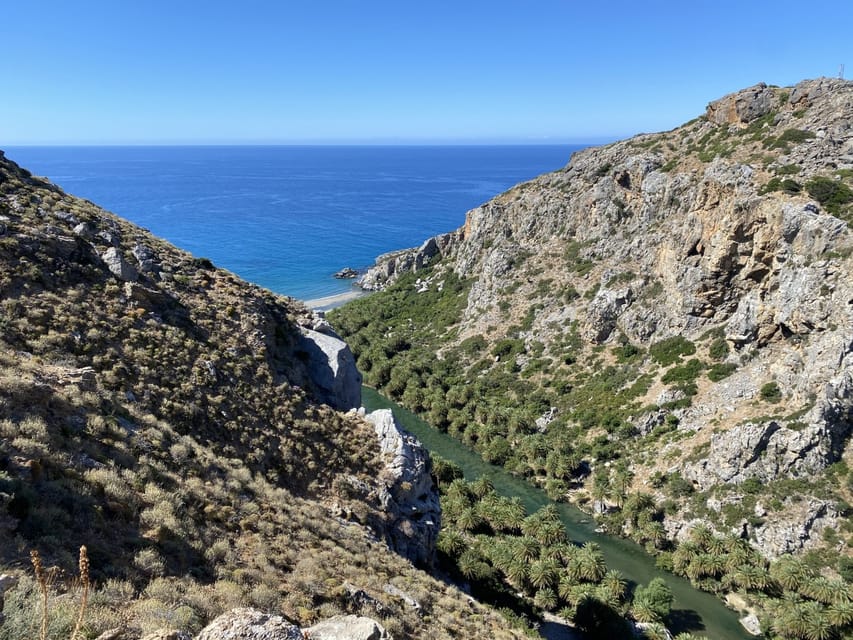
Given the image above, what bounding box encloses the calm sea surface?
[5,145,582,300]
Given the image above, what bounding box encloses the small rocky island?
[334,266,359,279]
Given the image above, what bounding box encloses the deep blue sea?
[4,145,583,300]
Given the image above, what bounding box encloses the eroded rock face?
[358,232,458,291]
[684,417,848,489]
[364,409,441,567]
[296,319,362,411]
[706,82,776,126]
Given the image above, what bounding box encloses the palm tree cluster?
[436,471,682,637]
[663,525,853,640]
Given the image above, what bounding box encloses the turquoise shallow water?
[362,387,752,640]
[4,145,579,300]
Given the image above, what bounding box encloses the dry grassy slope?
[356,78,853,558]
[0,151,524,639]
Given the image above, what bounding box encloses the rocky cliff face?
[363,409,441,567]
[353,78,853,559]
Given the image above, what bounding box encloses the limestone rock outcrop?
[358,233,458,291]
[705,82,776,126]
[296,317,362,411]
[102,246,138,282]
[305,615,391,640]
[174,609,393,640]
[364,409,441,567]
[194,608,306,639]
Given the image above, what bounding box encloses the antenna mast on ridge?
[840,64,845,79]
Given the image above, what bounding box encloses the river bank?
[362,386,753,640]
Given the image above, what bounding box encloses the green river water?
[362,387,754,640]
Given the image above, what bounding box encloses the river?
[362,387,753,640]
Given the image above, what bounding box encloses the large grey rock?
[195,608,302,640]
[304,615,390,640]
[102,247,138,282]
[740,613,762,636]
[706,82,776,126]
[141,631,191,640]
[685,418,844,490]
[132,243,161,275]
[297,325,362,411]
[582,286,633,343]
[751,499,840,558]
[365,409,441,567]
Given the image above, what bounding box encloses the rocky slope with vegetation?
[331,77,853,638]
[0,150,527,639]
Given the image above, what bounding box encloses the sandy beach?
[302,289,368,311]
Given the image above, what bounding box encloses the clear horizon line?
[3,139,614,148]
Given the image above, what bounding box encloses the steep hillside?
[331,78,853,636]
[0,151,525,640]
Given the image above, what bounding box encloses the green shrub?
[759,381,782,403]
[707,363,737,382]
[661,359,704,384]
[708,337,729,360]
[191,257,215,270]
[776,163,801,175]
[766,128,815,149]
[649,336,696,366]
[806,177,853,215]
[760,176,801,195]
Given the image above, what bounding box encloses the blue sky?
[2,1,850,144]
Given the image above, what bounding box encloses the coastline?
[302,288,368,311]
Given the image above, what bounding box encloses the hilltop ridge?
[0,150,523,639]
[331,77,853,637]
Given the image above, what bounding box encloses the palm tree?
[456,506,484,532]
[469,474,495,499]
[522,504,565,544]
[600,569,627,602]
[529,557,559,591]
[827,599,853,626]
[456,549,487,581]
[688,524,714,550]
[801,600,833,640]
[772,556,814,593]
[444,478,471,504]
[534,586,558,611]
[642,521,667,550]
[542,541,575,565]
[639,623,672,640]
[706,535,727,557]
[730,564,770,592]
[577,542,607,583]
[558,572,579,603]
[512,535,541,564]
[632,600,662,624]
[591,469,610,510]
[802,576,840,605]
[611,462,634,508]
[672,541,700,575]
[538,521,568,547]
[504,558,530,589]
[437,529,466,557]
[496,496,526,533]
